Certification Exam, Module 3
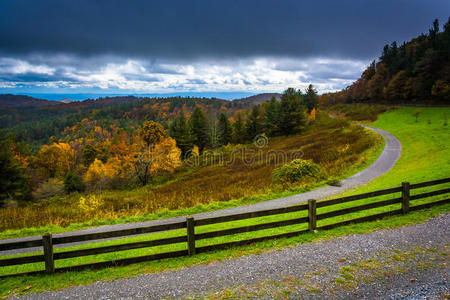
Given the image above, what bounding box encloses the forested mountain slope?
[0,93,275,149]
[321,18,450,105]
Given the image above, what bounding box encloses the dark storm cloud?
[0,0,449,61]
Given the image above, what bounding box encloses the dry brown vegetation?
[0,113,379,231]
[327,104,389,121]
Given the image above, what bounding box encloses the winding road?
[0,125,401,255]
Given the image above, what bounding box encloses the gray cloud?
[187,79,207,84]
[0,0,449,61]
[0,1,448,94]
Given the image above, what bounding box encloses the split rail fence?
[0,177,449,278]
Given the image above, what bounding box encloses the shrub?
[64,172,85,193]
[272,159,326,184]
[33,178,65,200]
[79,194,104,213]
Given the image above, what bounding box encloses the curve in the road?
[0,125,401,255]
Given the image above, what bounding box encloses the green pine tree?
[280,88,307,135]
[169,115,195,159]
[0,131,30,205]
[217,113,231,146]
[190,107,210,153]
[232,114,246,144]
[264,97,282,136]
[245,105,264,140]
[304,84,319,113]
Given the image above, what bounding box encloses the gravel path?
[0,125,402,255]
[14,213,449,299]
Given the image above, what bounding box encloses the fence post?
[42,233,54,273]
[186,216,196,255]
[308,199,317,231]
[402,182,410,214]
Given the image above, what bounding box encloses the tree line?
[170,85,318,158]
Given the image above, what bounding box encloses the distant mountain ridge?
[233,93,281,105]
[0,94,60,109]
[0,92,278,110]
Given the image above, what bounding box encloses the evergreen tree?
[231,114,246,144]
[304,84,319,113]
[217,113,231,146]
[190,107,210,153]
[264,97,282,136]
[0,131,29,205]
[64,172,85,193]
[429,19,439,49]
[169,115,195,159]
[279,88,307,135]
[245,105,264,140]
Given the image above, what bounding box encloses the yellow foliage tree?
[34,142,75,178]
[309,108,317,121]
[84,158,119,185]
[139,120,165,147]
[150,137,182,174]
[134,137,181,186]
[191,145,200,156]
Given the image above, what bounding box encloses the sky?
[0,0,449,100]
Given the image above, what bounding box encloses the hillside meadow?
[0,113,381,234]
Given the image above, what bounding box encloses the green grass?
[0,106,449,298]
[335,106,450,196]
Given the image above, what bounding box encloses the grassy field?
[0,106,449,298]
[336,106,449,195]
[0,113,383,236]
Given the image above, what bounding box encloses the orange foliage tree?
[308,108,316,122]
[83,158,121,190]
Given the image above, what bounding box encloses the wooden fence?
[0,177,449,278]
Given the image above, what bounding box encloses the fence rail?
[1,177,449,278]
